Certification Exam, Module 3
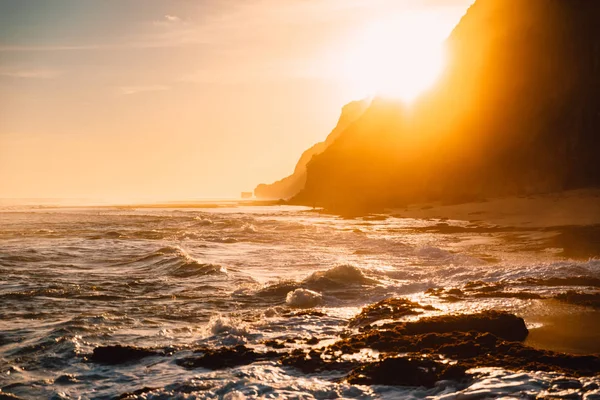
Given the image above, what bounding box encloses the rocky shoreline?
[86,296,600,399]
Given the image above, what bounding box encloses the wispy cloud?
[153,14,183,27]
[118,85,170,95]
[0,68,62,79]
[165,14,181,22]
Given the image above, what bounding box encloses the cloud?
[118,85,170,95]
[165,15,181,22]
[153,14,184,27]
[0,68,62,79]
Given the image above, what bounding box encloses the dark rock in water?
[522,276,600,288]
[471,291,542,300]
[347,357,467,387]
[264,339,286,349]
[328,311,600,378]
[117,387,158,399]
[427,284,543,302]
[0,393,26,400]
[554,291,600,309]
[349,297,437,328]
[176,345,278,370]
[305,337,320,345]
[396,311,529,342]
[286,310,326,317]
[280,348,356,374]
[90,345,159,365]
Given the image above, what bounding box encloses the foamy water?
[0,205,598,399]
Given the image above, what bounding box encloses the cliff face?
[289,0,600,212]
[254,99,370,199]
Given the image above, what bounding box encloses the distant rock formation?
[280,0,600,213]
[254,99,370,200]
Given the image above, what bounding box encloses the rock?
[522,276,600,288]
[348,297,437,328]
[176,345,278,370]
[427,284,543,302]
[554,291,600,309]
[328,311,600,377]
[347,357,468,387]
[396,311,529,342]
[0,393,26,400]
[90,345,159,365]
[306,337,320,345]
[264,339,286,349]
[117,387,158,399]
[280,348,356,374]
[287,310,326,317]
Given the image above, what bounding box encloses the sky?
[0,0,474,202]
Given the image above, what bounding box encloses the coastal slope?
[254,100,370,200]
[267,0,600,212]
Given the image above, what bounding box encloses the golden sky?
[0,0,474,202]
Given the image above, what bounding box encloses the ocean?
[1,205,599,399]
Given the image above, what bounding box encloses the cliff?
[254,99,370,199]
[287,0,600,212]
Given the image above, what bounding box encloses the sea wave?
[112,246,228,278]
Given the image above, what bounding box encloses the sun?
[343,13,449,103]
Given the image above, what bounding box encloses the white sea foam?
[285,288,323,308]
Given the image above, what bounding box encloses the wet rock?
[329,311,600,377]
[264,339,286,349]
[349,298,437,328]
[176,345,278,370]
[90,345,159,365]
[554,291,600,309]
[347,357,468,387]
[551,378,584,390]
[396,311,529,342]
[306,337,320,345]
[280,348,356,374]
[522,276,600,288]
[54,374,78,385]
[117,387,158,399]
[288,310,326,317]
[427,284,543,302]
[0,393,26,400]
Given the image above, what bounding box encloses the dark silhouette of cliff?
[254,100,370,199]
[282,0,600,213]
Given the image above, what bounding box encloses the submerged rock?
[522,276,600,288]
[553,291,600,309]
[427,283,543,302]
[0,393,26,400]
[90,345,159,364]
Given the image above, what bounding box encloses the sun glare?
[344,13,450,103]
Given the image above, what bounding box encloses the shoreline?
[386,189,600,229]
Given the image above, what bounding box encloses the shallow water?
[0,205,599,399]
